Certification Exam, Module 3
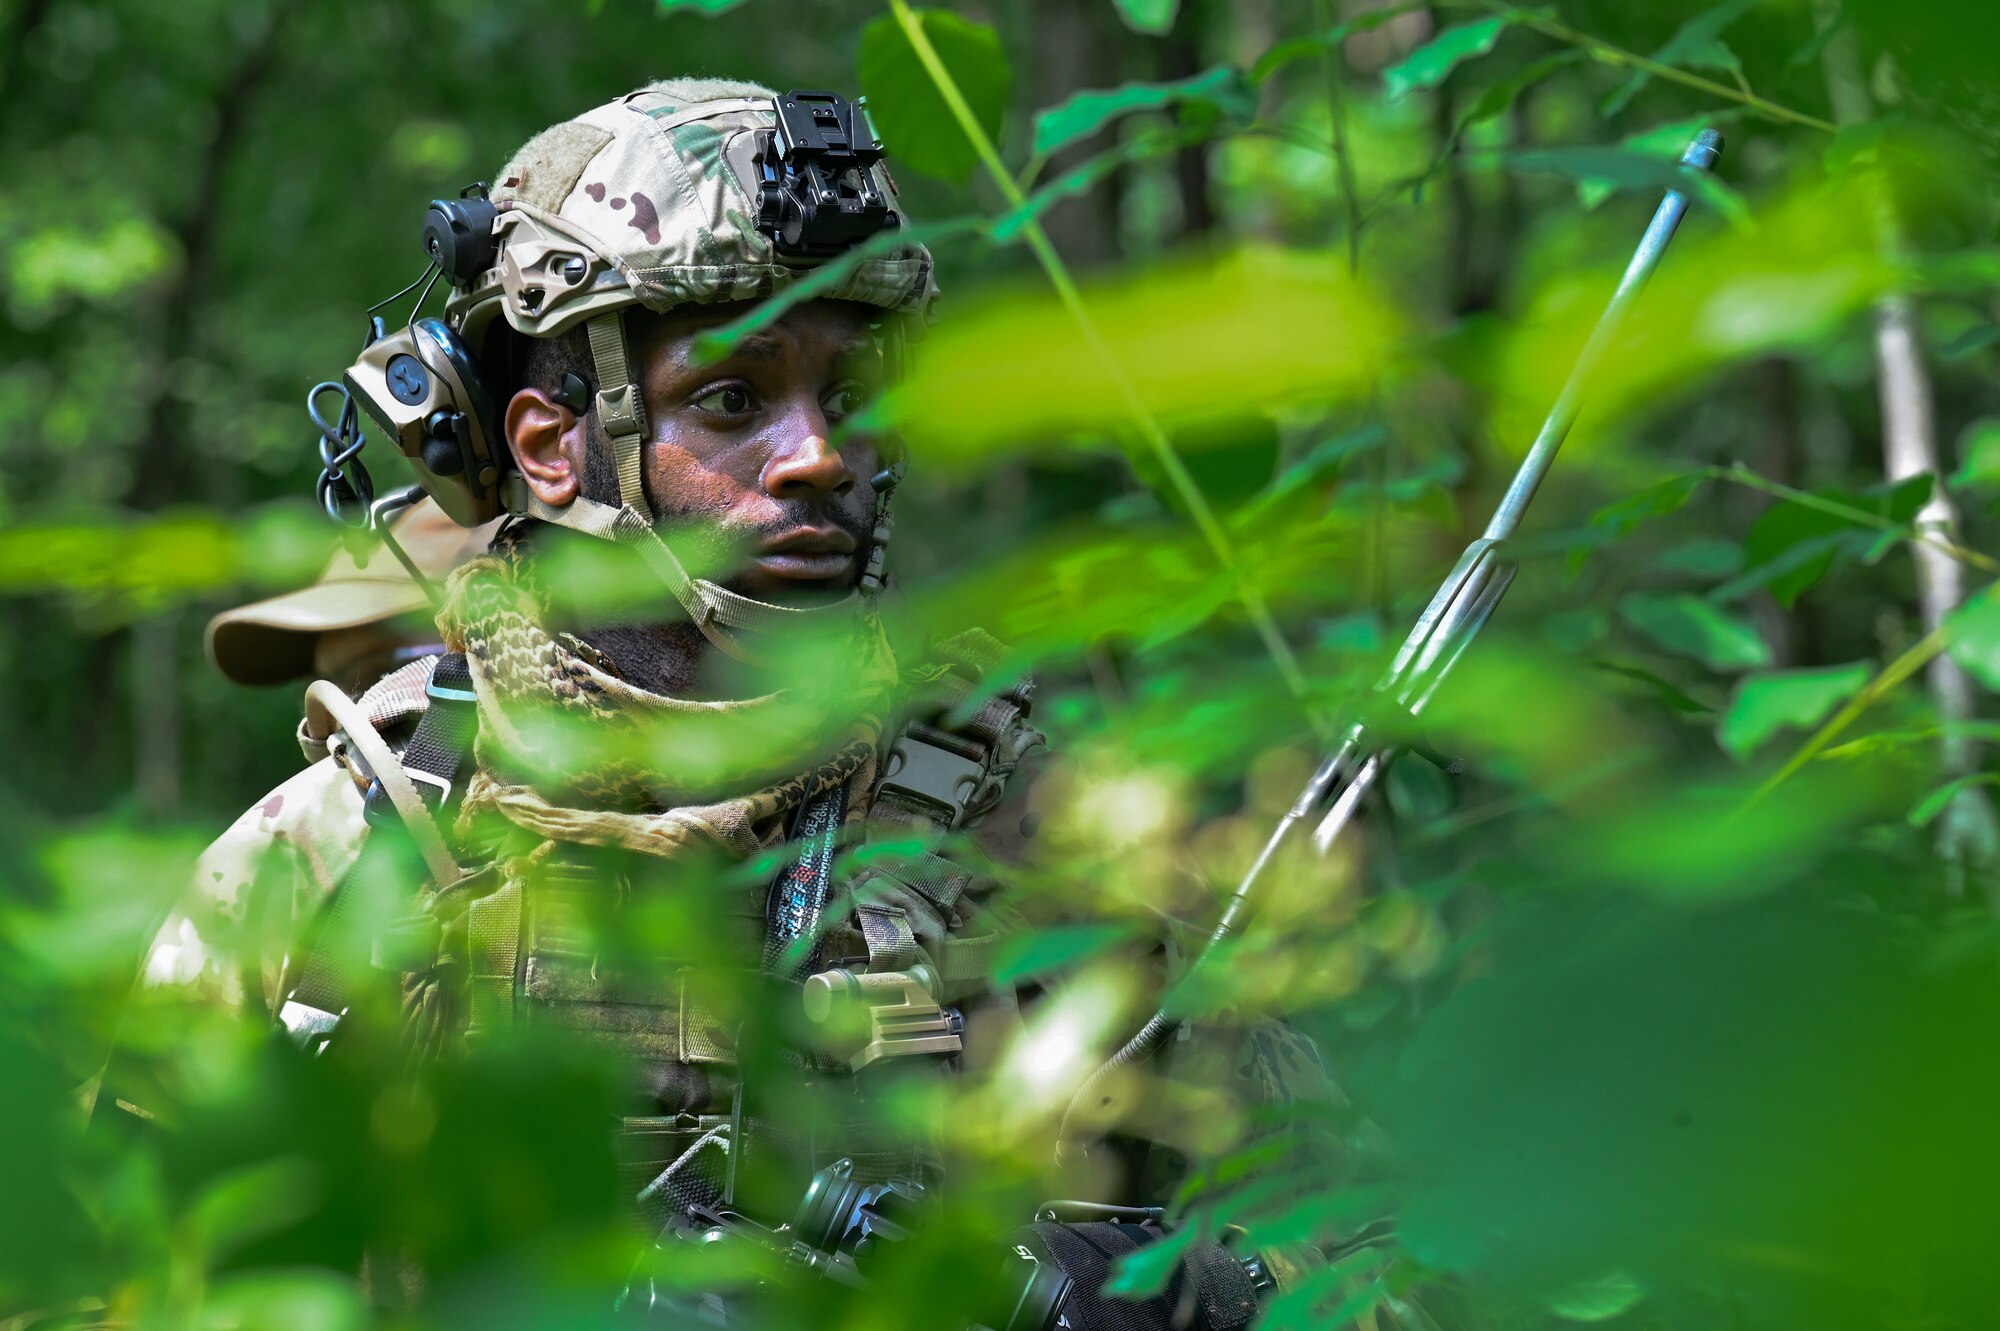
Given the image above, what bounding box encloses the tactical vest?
[287,632,1043,1217]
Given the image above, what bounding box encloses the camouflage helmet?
[443,78,934,661]
[447,77,937,346]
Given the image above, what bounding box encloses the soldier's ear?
[505,387,582,508]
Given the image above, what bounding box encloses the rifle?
[1061,130,1726,1146]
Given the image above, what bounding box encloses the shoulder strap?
[361,653,479,830]
[284,655,483,1053]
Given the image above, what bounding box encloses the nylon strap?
[854,901,918,974]
[762,784,848,978]
[938,931,995,987]
[304,680,461,889]
[377,653,477,819]
[585,312,648,510]
[466,880,524,1040]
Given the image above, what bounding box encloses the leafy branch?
[1472,1,1838,134]
[1714,463,2000,576]
[884,0,1313,708]
[1736,619,1954,814]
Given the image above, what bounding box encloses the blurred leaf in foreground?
[890,247,1401,467]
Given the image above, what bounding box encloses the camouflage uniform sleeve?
[143,757,370,1016]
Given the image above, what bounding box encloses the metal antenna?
[1058,131,1726,1151]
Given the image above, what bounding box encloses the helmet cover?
[448,78,938,344]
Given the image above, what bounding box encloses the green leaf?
[1461,51,1579,130]
[200,1272,368,1331]
[1619,593,1770,672]
[1112,0,1178,37]
[1947,590,2000,691]
[1501,146,1750,229]
[1592,659,1714,715]
[857,10,1011,184]
[1235,423,1387,527]
[993,922,1140,985]
[1655,537,1743,579]
[1578,114,1736,209]
[1951,418,2000,489]
[1416,49,1582,195]
[1601,0,1755,117]
[1941,324,2000,361]
[1570,472,1705,571]
[1909,773,2000,828]
[1590,472,1705,537]
[1548,1270,1646,1321]
[1032,66,1255,158]
[1382,16,1510,100]
[1718,476,1931,605]
[655,0,749,11]
[1718,662,1872,761]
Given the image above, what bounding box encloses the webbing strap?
[908,852,971,912]
[938,931,995,987]
[466,880,524,1039]
[854,902,918,974]
[305,680,460,889]
[285,872,367,1019]
[379,653,477,818]
[762,784,848,978]
[585,312,648,511]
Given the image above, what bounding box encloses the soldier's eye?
[691,384,755,416]
[823,382,870,420]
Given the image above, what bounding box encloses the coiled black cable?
[308,379,374,527]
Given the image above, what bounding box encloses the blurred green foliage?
[8,0,2000,1327]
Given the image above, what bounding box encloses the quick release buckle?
[876,732,984,831]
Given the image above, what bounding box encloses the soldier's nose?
[763,425,855,499]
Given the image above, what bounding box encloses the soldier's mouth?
[753,528,857,581]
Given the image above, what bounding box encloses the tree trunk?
[1821,11,1999,891]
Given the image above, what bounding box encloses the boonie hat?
[206,500,497,686]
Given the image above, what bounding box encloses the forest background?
[5,0,2000,1327]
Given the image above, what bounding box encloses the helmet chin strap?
[509,310,883,665]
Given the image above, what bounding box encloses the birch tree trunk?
[1821,12,1999,892]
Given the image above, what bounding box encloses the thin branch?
[1713,463,2000,576]
[1310,0,1365,275]
[1736,621,1953,816]
[885,0,1313,708]
[1473,2,1839,134]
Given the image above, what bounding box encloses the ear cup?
[343,317,505,526]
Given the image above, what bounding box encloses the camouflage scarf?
[434,539,899,863]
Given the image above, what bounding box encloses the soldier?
[154,71,1041,1225]
[149,77,1329,1326]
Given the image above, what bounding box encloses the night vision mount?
[755,91,901,258]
